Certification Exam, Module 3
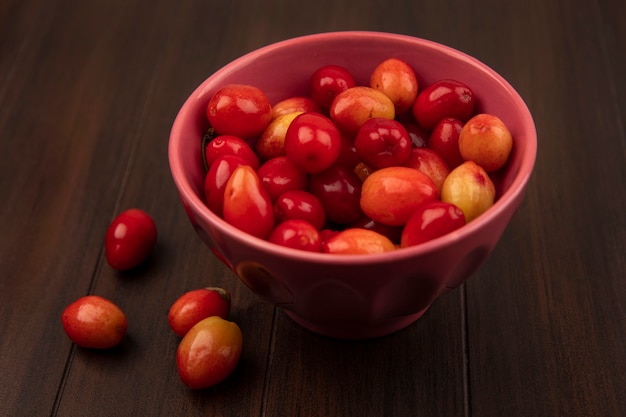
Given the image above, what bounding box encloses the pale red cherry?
[329,86,395,136]
[176,316,242,390]
[441,160,495,222]
[272,96,321,119]
[370,58,418,115]
[458,113,513,172]
[322,228,396,255]
[360,166,439,226]
[61,295,128,349]
[255,112,303,161]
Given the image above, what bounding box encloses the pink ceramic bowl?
[169,31,537,339]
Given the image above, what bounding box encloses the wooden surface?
[1,0,624,416]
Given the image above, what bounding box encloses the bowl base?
[282,305,431,339]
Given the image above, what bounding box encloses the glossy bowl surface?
[169,31,537,339]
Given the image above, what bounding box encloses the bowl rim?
[169,30,537,266]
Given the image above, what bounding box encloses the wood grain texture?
[0,0,624,416]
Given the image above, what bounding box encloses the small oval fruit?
[354,118,412,170]
[255,111,302,161]
[105,208,157,271]
[309,64,356,110]
[206,84,272,139]
[458,113,513,172]
[61,295,128,349]
[204,155,250,216]
[404,147,451,193]
[273,189,326,230]
[284,112,342,174]
[223,165,274,239]
[269,219,322,252]
[257,156,309,202]
[168,287,232,337]
[329,86,395,136]
[428,117,465,169]
[322,228,396,255]
[360,166,439,226]
[400,201,466,247]
[370,58,418,115]
[271,96,321,119]
[412,79,475,130]
[176,316,243,390]
[204,135,260,170]
[308,164,364,225]
[441,160,495,222]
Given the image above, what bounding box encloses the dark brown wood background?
[1,0,624,416]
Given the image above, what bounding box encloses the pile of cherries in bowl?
[200,58,512,255]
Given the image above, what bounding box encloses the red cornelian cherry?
[354,118,412,170]
[412,79,475,130]
[105,208,157,271]
[284,112,342,174]
[309,64,356,110]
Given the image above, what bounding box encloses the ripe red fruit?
[400,201,466,247]
[412,79,475,130]
[428,117,465,169]
[273,189,326,230]
[268,219,322,252]
[257,156,308,202]
[284,112,342,174]
[458,113,513,172]
[271,96,321,119]
[168,287,232,337]
[369,58,418,115]
[204,155,250,215]
[105,208,157,271]
[354,118,412,169]
[404,147,451,193]
[322,228,396,255]
[61,295,128,349]
[176,316,243,389]
[206,84,272,139]
[223,165,274,239]
[360,166,439,226]
[308,165,364,225]
[309,64,356,110]
[204,135,260,170]
[329,86,395,136]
